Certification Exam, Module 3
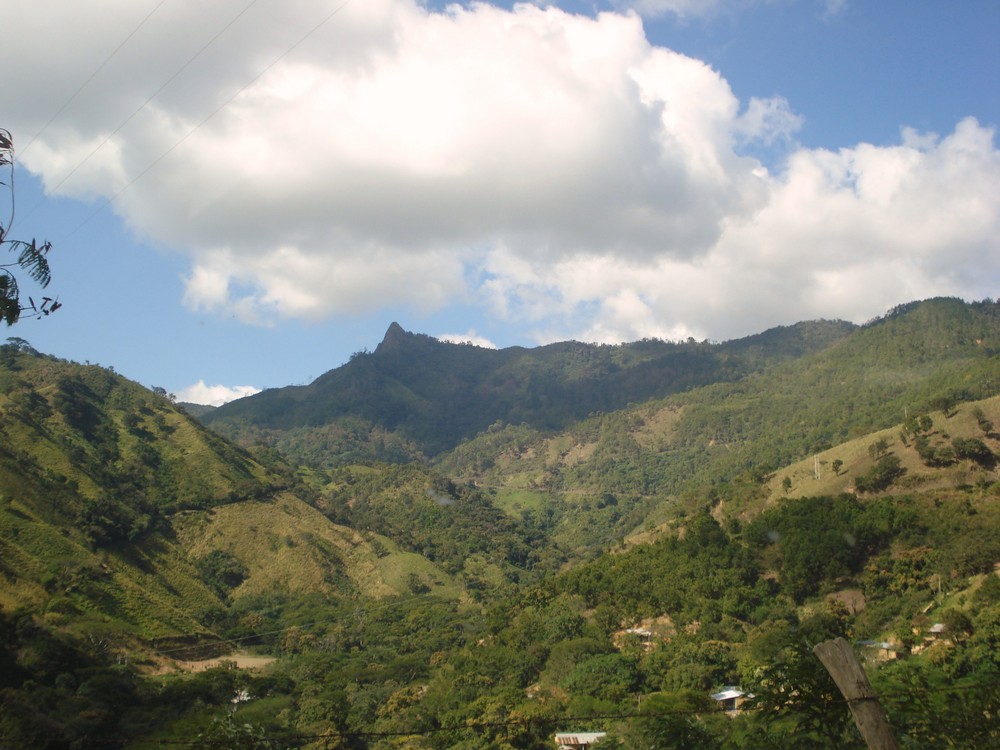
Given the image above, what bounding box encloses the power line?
[14,0,261,235]
[41,0,263,205]
[5,679,998,747]
[153,592,435,656]
[17,0,172,161]
[54,0,357,247]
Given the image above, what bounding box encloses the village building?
[554,731,607,749]
[911,622,947,654]
[711,686,751,715]
[856,639,904,661]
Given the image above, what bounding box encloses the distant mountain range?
[2,297,1000,748]
[203,297,1000,471]
[203,317,857,458]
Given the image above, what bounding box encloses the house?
[912,622,947,654]
[619,626,654,651]
[710,687,751,715]
[856,639,904,661]
[611,616,674,651]
[554,731,607,749]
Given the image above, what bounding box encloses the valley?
[1,298,999,748]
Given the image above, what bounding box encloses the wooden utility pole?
[813,637,899,750]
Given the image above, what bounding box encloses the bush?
[952,437,995,466]
[854,455,904,493]
[196,550,248,598]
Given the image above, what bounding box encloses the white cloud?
[11,0,770,316]
[617,0,726,20]
[616,0,849,22]
[436,331,498,349]
[176,380,261,407]
[6,0,999,347]
[493,117,1000,344]
[734,96,804,147]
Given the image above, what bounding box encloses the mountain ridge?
[1,298,999,747]
[205,314,859,460]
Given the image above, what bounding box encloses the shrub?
[855,455,904,493]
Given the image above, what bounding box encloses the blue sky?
[4,0,998,403]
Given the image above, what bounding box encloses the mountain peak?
[377,321,410,352]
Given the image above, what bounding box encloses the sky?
[3,0,998,404]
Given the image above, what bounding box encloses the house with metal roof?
[710,686,752,715]
[554,731,607,749]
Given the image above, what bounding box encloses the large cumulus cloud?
[6,0,999,342]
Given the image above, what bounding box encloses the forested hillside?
[1,299,999,748]
[435,298,1000,554]
[204,318,855,460]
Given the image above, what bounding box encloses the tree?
[952,437,995,466]
[742,611,860,748]
[868,438,890,461]
[0,128,58,325]
[608,690,718,749]
[196,709,278,750]
[854,454,904,493]
[971,407,993,436]
[929,393,963,418]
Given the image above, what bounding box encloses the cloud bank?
[176,380,261,407]
[8,0,999,345]
[436,331,498,349]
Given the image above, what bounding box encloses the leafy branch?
[0,128,59,325]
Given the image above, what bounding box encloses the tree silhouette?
[0,128,58,325]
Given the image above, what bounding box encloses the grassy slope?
[621,394,1000,547]
[766,395,1000,504]
[0,347,461,649]
[436,299,1000,554]
[170,492,444,602]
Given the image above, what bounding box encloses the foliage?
[874,650,1000,748]
[0,607,144,748]
[951,436,995,466]
[319,463,562,589]
[744,494,899,602]
[557,510,769,625]
[853,454,905,493]
[740,607,861,748]
[1,299,1000,749]
[0,345,299,637]
[196,709,280,750]
[0,129,59,325]
[197,550,250,599]
[206,318,856,461]
[603,690,719,749]
[438,298,1000,541]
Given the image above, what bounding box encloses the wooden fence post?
[813,637,899,750]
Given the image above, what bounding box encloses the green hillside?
[204,318,855,461]
[436,298,1000,553]
[1,300,999,749]
[0,342,466,644]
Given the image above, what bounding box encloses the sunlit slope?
[436,299,1000,552]
[0,343,454,643]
